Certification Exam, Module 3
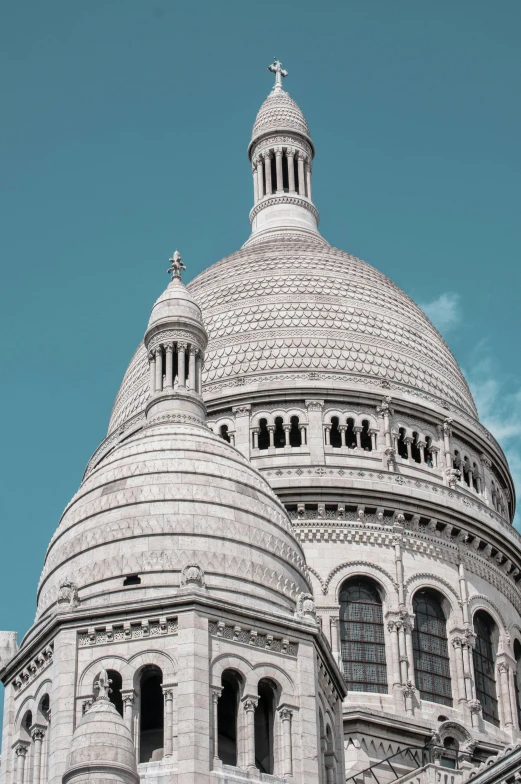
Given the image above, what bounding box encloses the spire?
[167,250,186,280]
[268,58,287,93]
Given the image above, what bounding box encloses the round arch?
[326,562,396,603]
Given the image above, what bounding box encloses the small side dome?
[63,671,138,784]
[250,89,312,152]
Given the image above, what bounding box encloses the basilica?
[1,61,521,784]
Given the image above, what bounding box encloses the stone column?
[177,343,186,388]
[287,150,295,193]
[163,687,174,757]
[15,743,29,784]
[275,148,283,193]
[442,418,453,469]
[155,346,163,392]
[283,424,291,446]
[211,687,222,762]
[268,425,275,448]
[188,347,197,390]
[252,163,259,203]
[405,437,412,460]
[324,426,331,446]
[232,405,251,458]
[256,158,264,199]
[242,697,258,771]
[418,441,426,463]
[397,622,409,684]
[498,662,514,727]
[122,690,135,731]
[339,426,347,447]
[195,352,203,394]
[252,428,259,449]
[164,344,174,389]
[387,621,402,690]
[330,616,341,665]
[299,425,307,446]
[148,351,156,394]
[509,667,519,730]
[264,152,273,196]
[305,160,312,200]
[278,707,293,777]
[451,638,467,706]
[354,426,362,449]
[370,429,378,450]
[297,153,305,196]
[31,728,45,784]
[306,399,325,464]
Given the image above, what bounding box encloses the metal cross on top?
[268,59,287,91]
[168,250,186,280]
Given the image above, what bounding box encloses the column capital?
[277,705,293,721]
[330,616,339,629]
[161,686,174,702]
[176,341,187,351]
[267,425,275,432]
[189,346,198,356]
[286,148,295,158]
[305,399,324,411]
[211,686,223,704]
[30,725,46,742]
[232,404,251,416]
[164,343,174,354]
[14,742,29,757]
[242,695,259,712]
[274,147,283,157]
[147,351,155,362]
[121,689,136,707]
[262,150,273,160]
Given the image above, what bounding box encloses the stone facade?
[1,62,520,784]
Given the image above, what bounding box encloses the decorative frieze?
[77,617,178,647]
[208,620,298,657]
[12,642,54,693]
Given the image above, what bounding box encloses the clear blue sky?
[0,0,520,646]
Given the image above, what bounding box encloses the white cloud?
[419,292,462,334]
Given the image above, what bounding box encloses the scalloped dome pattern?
[107,234,477,435]
[251,89,310,144]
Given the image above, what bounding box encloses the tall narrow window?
[339,578,388,694]
[346,418,356,448]
[139,666,164,763]
[330,417,341,448]
[289,415,302,447]
[274,417,285,448]
[255,679,276,774]
[514,640,521,728]
[220,424,231,443]
[282,153,289,192]
[411,432,422,463]
[218,670,242,766]
[361,420,372,451]
[412,591,452,706]
[397,428,408,459]
[473,612,499,726]
[258,419,269,450]
[107,669,123,717]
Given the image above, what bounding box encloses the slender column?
[195,352,203,394]
[15,744,29,784]
[287,150,295,192]
[148,352,156,394]
[418,441,426,463]
[370,429,378,450]
[256,158,264,199]
[162,687,174,757]
[122,690,135,731]
[451,638,467,705]
[405,437,413,460]
[252,163,259,203]
[305,160,312,200]
[325,763,335,784]
[155,346,163,392]
[188,347,197,390]
[283,424,290,446]
[252,428,259,449]
[297,153,305,196]
[299,425,307,445]
[164,344,174,389]
[404,620,416,687]
[388,622,402,689]
[398,622,409,684]
[242,697,258,771]
[354,426,362,449]
[177,343,186,388]
[264,152,273,195]
[499,663,514,727]
[339,426,347,447]
[442,419,453,469]
[211,687,222,762]
[275,148,283,193]
[324,426,331,446]
[509,667,519,730]
[278,707,293,777]
[268,425,275,448]
[330,616,340,665]
[31,728,45,784]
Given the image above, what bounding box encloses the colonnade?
[148,342,203,395]
[14,722,49,784]
[252,147,312,203]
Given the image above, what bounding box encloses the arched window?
[397,428,408,459]
[339,578,388,694]
[440,737,459,769]
[220,424,231,443]
[330,417,341,448]
[282,152,290,193]
[107,669,123,717]
[218,670,242,766]
[425,437,434,467]
[346,418,356,449]
[258,419,270,450]
[472,463,479,492]
[412,591,452,706]
[23,710,32,733]
[514,639,521,727]
[139,666,164,763]
[361,420,372,451]
[289,415,302,447]
[452,450,460,471]
[463,458,471,487]
[274,417,285,448]
[255,679,276,774]
[411,432,422,464]
[473,611,499,726]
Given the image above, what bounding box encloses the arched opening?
[274,417,285,448]
[23,710,32,733]
[346,418,356,449]
[425,437,434,467]
[411,432,422,464]
[220,424,231,443]
[139,666,164,763]
[412,590,452,706]
[289,415,302,447]
[397,428,408,459]
[218,670,242,766]
[107,669,123,717]
[330,417,341,448]
[339,577,388,694]
[39,695,50,721]
[452,450,460,471]
[258,419,270,450]
[440,737,459,769]
[270,156,277,193]
[463,458,471,487]
[514,639,521,727]
[361,420,372,451]
[255,679,276,774]
[293,157,300,193]
[473,611,499,726]
[282,152,290,192]
[472,463,479,492]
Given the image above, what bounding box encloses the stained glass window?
[473,612,499,726]
[340,578,388,694]
[412,592,452,706]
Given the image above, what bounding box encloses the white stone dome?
[250,88,312,151]
[146,275,204,333]
[37,419,311,620]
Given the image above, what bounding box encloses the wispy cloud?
[419,292,462,334]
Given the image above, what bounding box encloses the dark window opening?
[258,419,270,450]
[397,428,408,459]
[107,670,123,717]
[330,417,341,448]
[426,437,434,467]
[23,711,32,732]
[270,156,277,192]
[289,416,301,447]
[514,639,521,728]
[472,464,479,491]
[255,679,276,774]
[473,612,499,726]
[452,450,460,471]
[172,349,178,385]
[220,424,231,443]
[346,418,356,448]
[463,459,471,487]
[340,577,388,694]
[412,591,452,706]
[274,417,285,448]
[123,574,141,586]
[139,666,164,763]
[40,695,50,720]
[411,432,422,464]
[293,158,299,193]
[361,420,372,451]
[282,154,289,192]
[218,670,241,766]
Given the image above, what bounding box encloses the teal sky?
[0,0,520,649]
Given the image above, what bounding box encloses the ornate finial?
[268,59,287,92]
[94,669,112,702]
[167,250,186,280]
